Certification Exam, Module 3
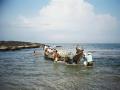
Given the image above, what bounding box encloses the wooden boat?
[44,48,83,64]
[44,45,94,66]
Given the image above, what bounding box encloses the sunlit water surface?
[0,43,120,90]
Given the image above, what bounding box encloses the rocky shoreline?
[0,41,45,51]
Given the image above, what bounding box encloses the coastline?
[0,41,45,51]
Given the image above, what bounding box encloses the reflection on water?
[0,44,120,90]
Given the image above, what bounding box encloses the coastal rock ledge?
[0,41,44,51]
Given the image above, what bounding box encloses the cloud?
[18,0,118,42]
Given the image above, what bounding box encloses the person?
[44,45,49,51]
[44,48,49,57]
[53,50,60,62]
[76,47,81,54]
[33,50,36,56]
[33,50,40,56]
[47,48,53,54]
[83,52,93,66]
[73,47,84,64]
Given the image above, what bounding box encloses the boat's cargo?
[44,45,93,66]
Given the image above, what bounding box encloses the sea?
[0,43,120,90]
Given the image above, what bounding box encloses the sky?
[0,0,120,43]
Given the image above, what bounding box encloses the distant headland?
[0,41,45,51]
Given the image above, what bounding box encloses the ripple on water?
[0,44,120,90]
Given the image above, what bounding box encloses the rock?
[0,41,44,51]
[0,46,9,50]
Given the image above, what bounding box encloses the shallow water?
[0,43,120,90]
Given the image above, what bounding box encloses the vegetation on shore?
[0,41,44,51]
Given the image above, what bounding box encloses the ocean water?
[0,43,120,90]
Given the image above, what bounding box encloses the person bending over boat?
[73,47,84,64]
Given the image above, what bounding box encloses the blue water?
[0,43,120,90]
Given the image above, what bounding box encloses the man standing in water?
[83,53,93,66]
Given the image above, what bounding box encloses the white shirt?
[86,54,93,62]
[44,46,48,50]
